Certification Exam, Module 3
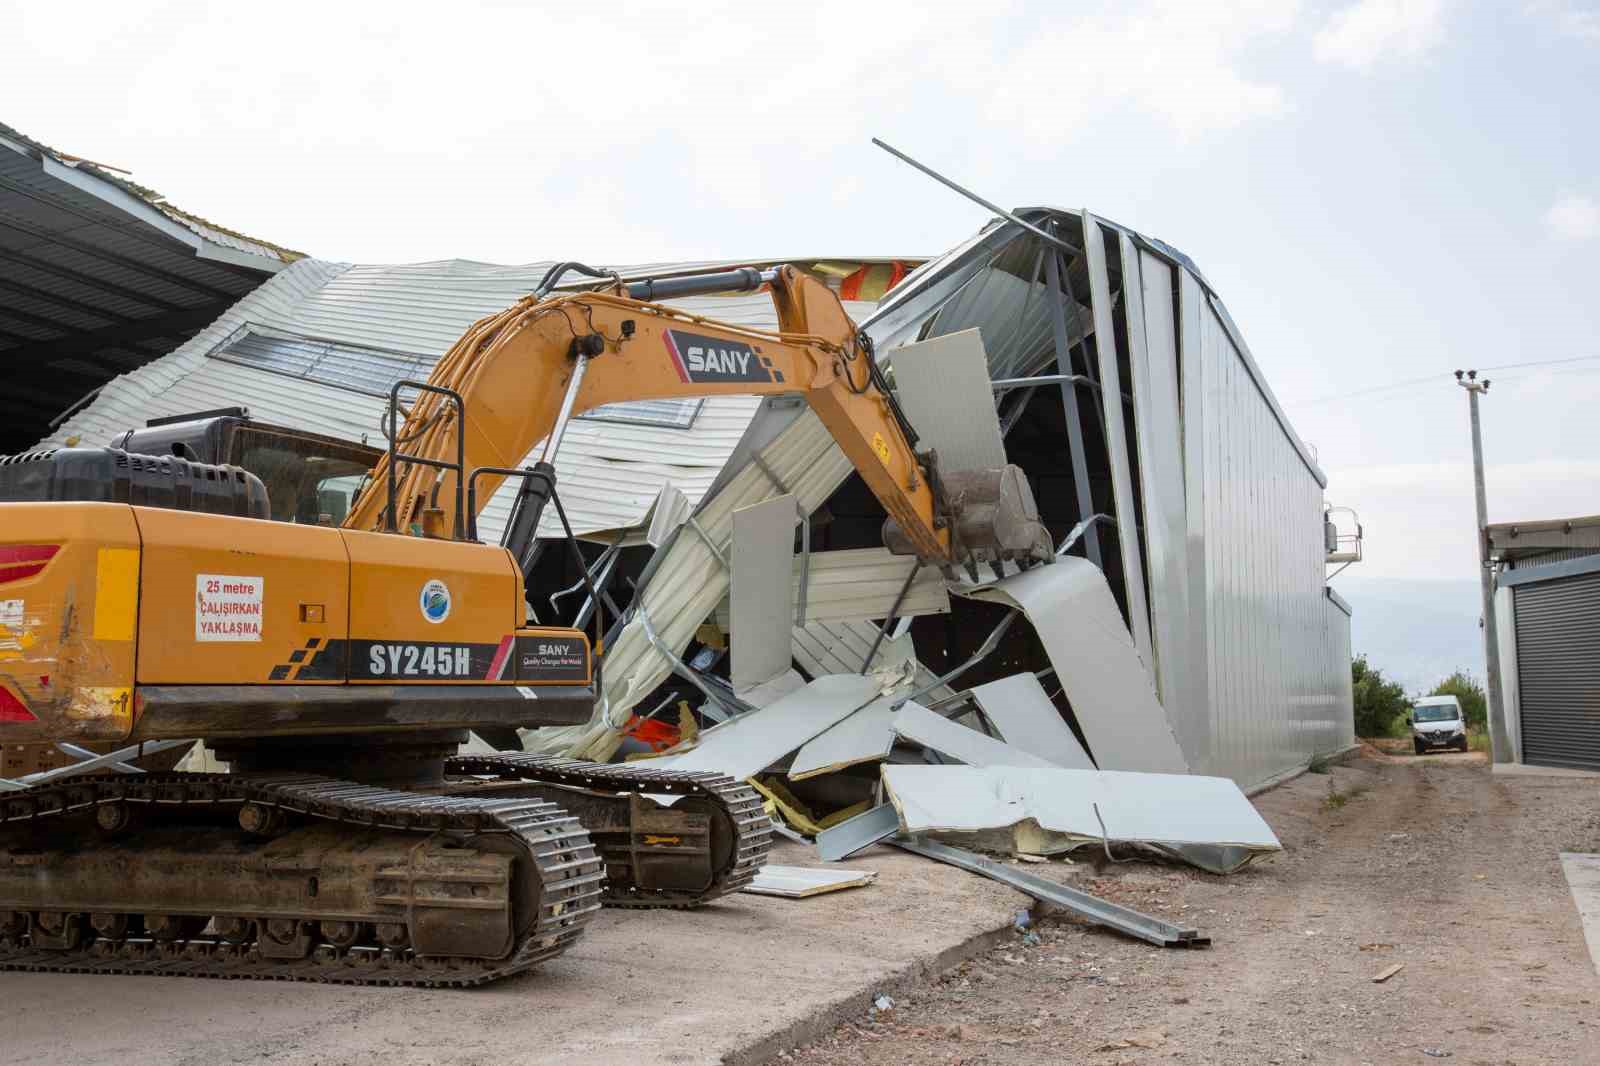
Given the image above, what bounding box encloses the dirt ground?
[776,753,1600,1065]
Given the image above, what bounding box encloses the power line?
[1287,354,1600,408]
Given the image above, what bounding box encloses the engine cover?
[0,447,269,519]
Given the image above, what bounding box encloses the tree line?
[1352,655,1487,738]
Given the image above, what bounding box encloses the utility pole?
[1456,370,1510,764]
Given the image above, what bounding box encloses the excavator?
[0,263,1051,986]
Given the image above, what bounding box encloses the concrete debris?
[742,865,878,899]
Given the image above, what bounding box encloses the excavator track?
[445,753,772,908]
[0,772,604,987]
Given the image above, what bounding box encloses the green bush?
[1352,655,1409,738]
[1429,670,1488,731]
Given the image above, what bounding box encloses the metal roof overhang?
[1489,514,1600,563]
[0,126,292,451]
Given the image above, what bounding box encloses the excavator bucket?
[882,462,1053,579]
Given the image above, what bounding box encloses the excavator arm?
[343,264,1049,575]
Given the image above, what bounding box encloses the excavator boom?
[343,265,1050,574]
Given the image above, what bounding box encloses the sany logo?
[419,579,451,624]
[663,330,778,384]
[685,346,752,376]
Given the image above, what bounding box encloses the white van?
[1409,695,1468,754]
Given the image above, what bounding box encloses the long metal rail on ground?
[893,839,1210,948]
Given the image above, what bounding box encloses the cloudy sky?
[8,0,1597,586]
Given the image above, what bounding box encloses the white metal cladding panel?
[40,256,877,538]
[1198,299,1334,788]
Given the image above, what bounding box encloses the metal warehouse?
[0,121,297,452]
[37,208,1354,794]
[1490,514,1600,772]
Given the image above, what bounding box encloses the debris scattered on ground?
[1094,1029,1167,1052]
[880,763,1281,870]
[1371,962,1404,983]
[742,865,878,899]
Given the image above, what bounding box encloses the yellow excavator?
[0,263,1051,986]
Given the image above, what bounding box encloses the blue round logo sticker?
[420,579,451,624]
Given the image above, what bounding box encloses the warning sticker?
[0,599,21,628]
[196,574,264,642]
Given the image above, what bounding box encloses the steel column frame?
[1082,213,1154,662]
[1044,240,1102,567]
[1124,240,1193,717]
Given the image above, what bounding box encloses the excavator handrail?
[465,464,553,542]
[384,379,465,538]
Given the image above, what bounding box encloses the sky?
[6,0,1598,597]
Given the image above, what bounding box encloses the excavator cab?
[112,409,381,526]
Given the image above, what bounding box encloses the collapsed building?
[36,208,1354,811]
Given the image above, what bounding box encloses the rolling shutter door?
[1516,570,1600,770]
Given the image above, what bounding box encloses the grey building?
[1491,515,1600,771]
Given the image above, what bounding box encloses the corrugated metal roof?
[0,121,295,450]
[42,256,892,538]
[0,121,301,266]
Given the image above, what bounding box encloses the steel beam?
[1044,242,1101,567]
[18,738,194,786]
[893,838,1209,948]
[1082,213,1154,661]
